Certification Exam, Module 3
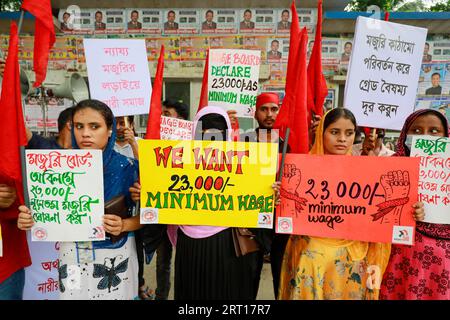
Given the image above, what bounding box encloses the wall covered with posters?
[0,7,448,133]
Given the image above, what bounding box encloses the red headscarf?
[256,92,279,109]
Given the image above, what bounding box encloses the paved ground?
[143,252,275,300]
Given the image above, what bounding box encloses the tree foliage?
[0,0,21,12]
[429,0,450,11]
[348,0,450,12]
[347,0,406,11]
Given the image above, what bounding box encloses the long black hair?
[323,108,357,132]
[72,99,114,129]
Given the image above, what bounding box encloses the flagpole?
[18,9,30,207]
[277,127,290,182]
[17,10,25,33]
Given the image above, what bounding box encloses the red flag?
[0,22,28,203]
[145,45,165,139]
[307,0,328,119]
[21,0,55,87]
[289,28,309,154]
[197,49,209,113]
[273,0,300,141]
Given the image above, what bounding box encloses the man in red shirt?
[0,52,31,300]
[0,183,31,299]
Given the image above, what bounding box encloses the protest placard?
[139,140,277,228]
[208,49,261,117]
[84,39,152,117]
[411,135,450,224]
[26,150,105,242]
[344,16,427,130]
[160,116,193,140]
[276,154,420,245]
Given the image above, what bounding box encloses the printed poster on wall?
[277,8,292,34]
[162,9,200,35]
[58,9,94,34]
[344,16,427,130]
[139,140,277,228]
[26,150,105,242]
[180,36,209,61]
[207,49,261,117]
[125,9,145,34]
[253,9,277,34]
[141,9,164,34]
[200,9,238,34]
[276,154,420,245]
[266,37,287,62]
[104,9,126,33]
[84,39,152,116]
[411,135,450,224]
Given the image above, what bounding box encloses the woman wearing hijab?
[278,108,423,300]
[172,106,280,299]
[130,106,280,299]
[380,109,450,300]
[18,100,141,300]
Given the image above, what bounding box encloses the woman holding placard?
[278,108,424,300]
[129,105,281,300]
[380,109,449,300]
[18,100,141,300]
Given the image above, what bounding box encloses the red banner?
[276,154,420,245]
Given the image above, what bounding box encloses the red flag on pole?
[0,22,28,203]
[21,0,55,87]
[145,45,165,139]
[307,0,328,119]
[273,0,300,141]
[289,28,310,154]
[197,49,209,113]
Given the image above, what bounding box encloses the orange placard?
[276,154,420,245]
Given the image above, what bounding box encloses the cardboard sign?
[208,49,261,118]
[344,16,427,130]
[84,39,152,117]
[139,140,277,228]
[160,116,193,141]
[276,154,420,245]
[25,150,105,242]
[411,135,450,224]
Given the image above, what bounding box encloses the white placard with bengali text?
[344,16,427,130]
[411,135,450,224]
[84,39,152,117]
[208,49,261,118]
[160,116,193,140]
[26,149,105,242]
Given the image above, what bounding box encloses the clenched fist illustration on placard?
[372,170,410,225]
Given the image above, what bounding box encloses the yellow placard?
[138,139,278,228]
